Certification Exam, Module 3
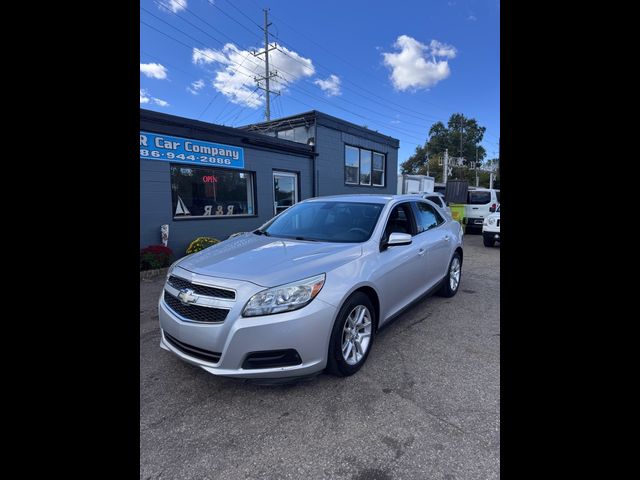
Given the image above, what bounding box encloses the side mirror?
[387,232,412,246]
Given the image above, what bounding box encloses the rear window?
[496,191,500,202]
[467,191,491,205]
[425,195,443,207]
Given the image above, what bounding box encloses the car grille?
[164,331,221,363]
[167,275,235,299]
[163,291,229,323]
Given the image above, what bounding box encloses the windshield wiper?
[254,229,270,236]
[294,236,319,242]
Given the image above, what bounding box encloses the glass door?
[273,171,298,216]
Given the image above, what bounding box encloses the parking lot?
[140,233,500,480]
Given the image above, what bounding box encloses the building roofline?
[140,108,315,157]
[240,110,400,148]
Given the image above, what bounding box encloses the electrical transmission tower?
[252,9,280,121]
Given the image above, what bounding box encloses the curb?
[140,267,169,282]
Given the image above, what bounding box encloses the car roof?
[303,194,445,205]
[303,194,394,204]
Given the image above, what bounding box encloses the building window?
[345,145,385,187]
[372,152,385,186]
[360,149,372,185]
[276,125,312,144]
[345,145,360,184]
[170,164,255,219]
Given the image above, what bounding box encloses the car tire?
[326,292,376,377]
[437,252,462,298]
[483,233,495,247]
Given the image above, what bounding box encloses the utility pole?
[443,149,449,184]
[252,9,279,121]
[425,145,429,177]
[475,146,479,187]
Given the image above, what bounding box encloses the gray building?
[140,109,399,256]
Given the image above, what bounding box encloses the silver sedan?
[159,194,464,379]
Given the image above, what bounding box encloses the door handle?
[418,248,426,256]
[444,235,450,242]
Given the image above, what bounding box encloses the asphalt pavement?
[140,233,500,480]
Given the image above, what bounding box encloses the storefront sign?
[140,131,244,169]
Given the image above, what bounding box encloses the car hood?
[176,232,363,287]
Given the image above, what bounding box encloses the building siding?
[140,132,313,256]
[314,124,398,196]
[140,109,399,257]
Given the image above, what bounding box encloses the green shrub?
[140,245,173,271]
[186,236,220,255]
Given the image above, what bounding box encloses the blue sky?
[140,0,500,169]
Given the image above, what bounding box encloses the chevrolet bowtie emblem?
[177,288,198,305]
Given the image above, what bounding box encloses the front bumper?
[158,290,338,379]
[483,230,500,241]
[464,217,485,228]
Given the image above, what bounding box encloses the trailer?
[397,174,435,194]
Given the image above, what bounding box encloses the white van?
[464,188,500,231]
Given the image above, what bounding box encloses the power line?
[141,9,495,151]
[222,0,263,30]
[205,0,263,41]
[148,1,496,146]
[209,0,500,143]
[140,17,431,143]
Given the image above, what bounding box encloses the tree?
[400,113,488,179]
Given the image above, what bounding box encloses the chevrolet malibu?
[159,194,464,379]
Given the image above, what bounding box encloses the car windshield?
[260,201,384,243]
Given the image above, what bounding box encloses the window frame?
[344,144,386,187]
[412,201,446,234]
[467,191,492,205]
[170,163,258,220]
[379,201,419,248]
[372,152,385,187]
[344,145,360,185]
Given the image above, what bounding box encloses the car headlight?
[242,274,326,317]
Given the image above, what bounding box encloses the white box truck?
[397,174,435,194]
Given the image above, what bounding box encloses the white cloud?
[428,40,457,59]
[158,0,186,13]
[192,43,315,108]
[314,74,341,97]
[467,14,477,21]
[381,35,457,91]
[140,63,168,80]
[187,79,205,95]
[140,88,169,107]
[192,47,227,65]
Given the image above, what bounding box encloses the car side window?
[425,195,438,206]
[414,202,445,233]
[382,202,416,241]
